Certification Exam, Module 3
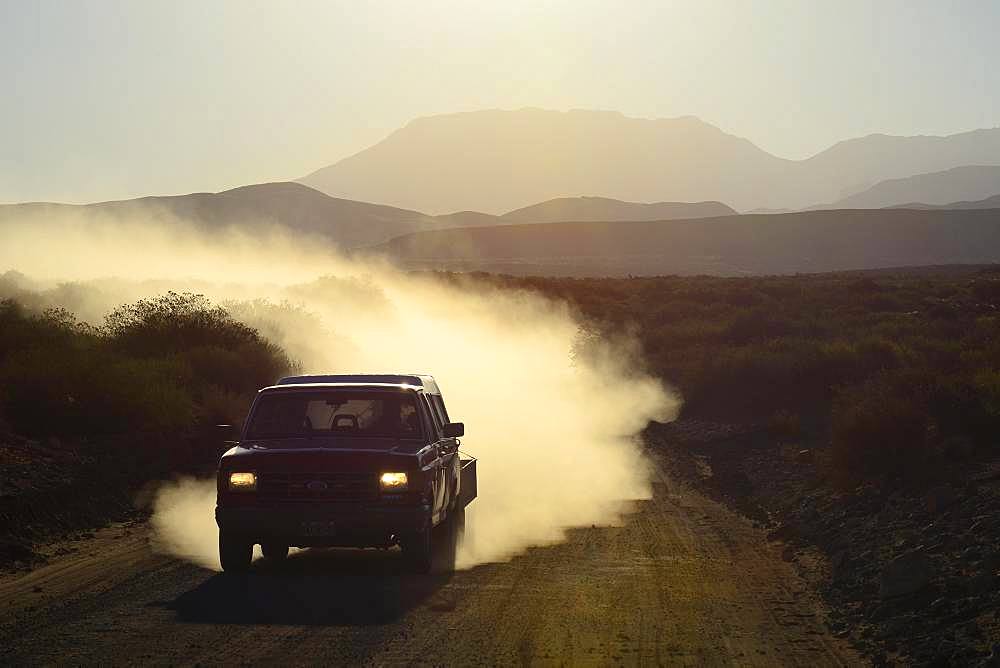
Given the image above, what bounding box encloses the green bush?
[0,293,293,442]
[930,372,1000,448]
[0,346,193,437]
[722,308,799,344]
[767,409,801,442]
[484,269,1000,484]
[105,292,262,355]
[831,373,931,479]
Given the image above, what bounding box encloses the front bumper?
[216,502,431,548]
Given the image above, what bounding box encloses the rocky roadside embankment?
[646,420,1000,667]
[0,429,218,572]
[0,433,143,569]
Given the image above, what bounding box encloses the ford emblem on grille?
[306,480,328,492]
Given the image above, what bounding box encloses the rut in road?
[0,458,860,666]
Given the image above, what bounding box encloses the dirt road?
[0,459,861,666]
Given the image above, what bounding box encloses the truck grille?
[257,471,378,502]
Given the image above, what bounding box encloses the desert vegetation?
[3,267,1000,662]
[4,266,1000,567]
[0,293,294,563]
[498,266,1000,664]
[491,266,1000,483]
[1,292,291,437]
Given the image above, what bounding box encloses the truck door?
[430,394,461,504]
[418,394,448,522]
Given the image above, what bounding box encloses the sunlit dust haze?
[0,210,680,569]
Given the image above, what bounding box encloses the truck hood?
[238,436,423,453]
[220,437,428,472]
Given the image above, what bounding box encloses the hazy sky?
[3,0,999,203]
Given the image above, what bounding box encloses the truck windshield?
[246,391,423,439]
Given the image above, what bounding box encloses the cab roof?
[273,374,442,395]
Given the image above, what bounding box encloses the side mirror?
[442,422,464,438]
[216,423,240,444]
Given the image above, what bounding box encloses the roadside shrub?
[970,278,1000,304]
[179,342,289,396]
[198,385,253,427]
[103,291,293,396]
[488,270,1000,484]
[930,371,1000,448]
[863,293,906,312]
[0,346,194,438]
[104,292,263,357]
[722,308,799,344]
[679,342,804,419]
[831,373,931,479]
[767,409,801,442]
[0,293,293,442]
[0,301,86,356]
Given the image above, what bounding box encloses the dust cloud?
[150,477,227,570]
[0,208,680,569]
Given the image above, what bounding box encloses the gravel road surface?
[0,458,860,666]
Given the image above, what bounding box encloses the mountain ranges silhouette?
[300,108,1000,214]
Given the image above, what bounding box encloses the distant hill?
[300,109,795,213]
[299,108,1000,213]
[826,166,1000,209]
[0,182,450,248]
[431,210,502,227]
[889,193,1000,210]
[746,207,794,215]
[371,209,1000,277]
[0,181,742,248]
[501,197,735,223]
[800,131,1000,204]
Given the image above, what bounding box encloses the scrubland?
[3,266,1000,663]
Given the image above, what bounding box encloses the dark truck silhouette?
[215,374,476,573]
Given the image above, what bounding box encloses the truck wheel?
[219,531,253,573]
[401,529,432,574]
[448,475,460,512]
[434,506,465,572]
[261,542,288,561]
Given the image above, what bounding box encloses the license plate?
[301,520,336,536]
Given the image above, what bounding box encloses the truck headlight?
[379,472,408,490]
[228,472,257,491]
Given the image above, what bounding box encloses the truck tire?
[434,506,465,572]
[261,542,288,561]
[219,531,253,573]
[448,471,460,512]
[401,529,432,574]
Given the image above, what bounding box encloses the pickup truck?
[215,374,476,573]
